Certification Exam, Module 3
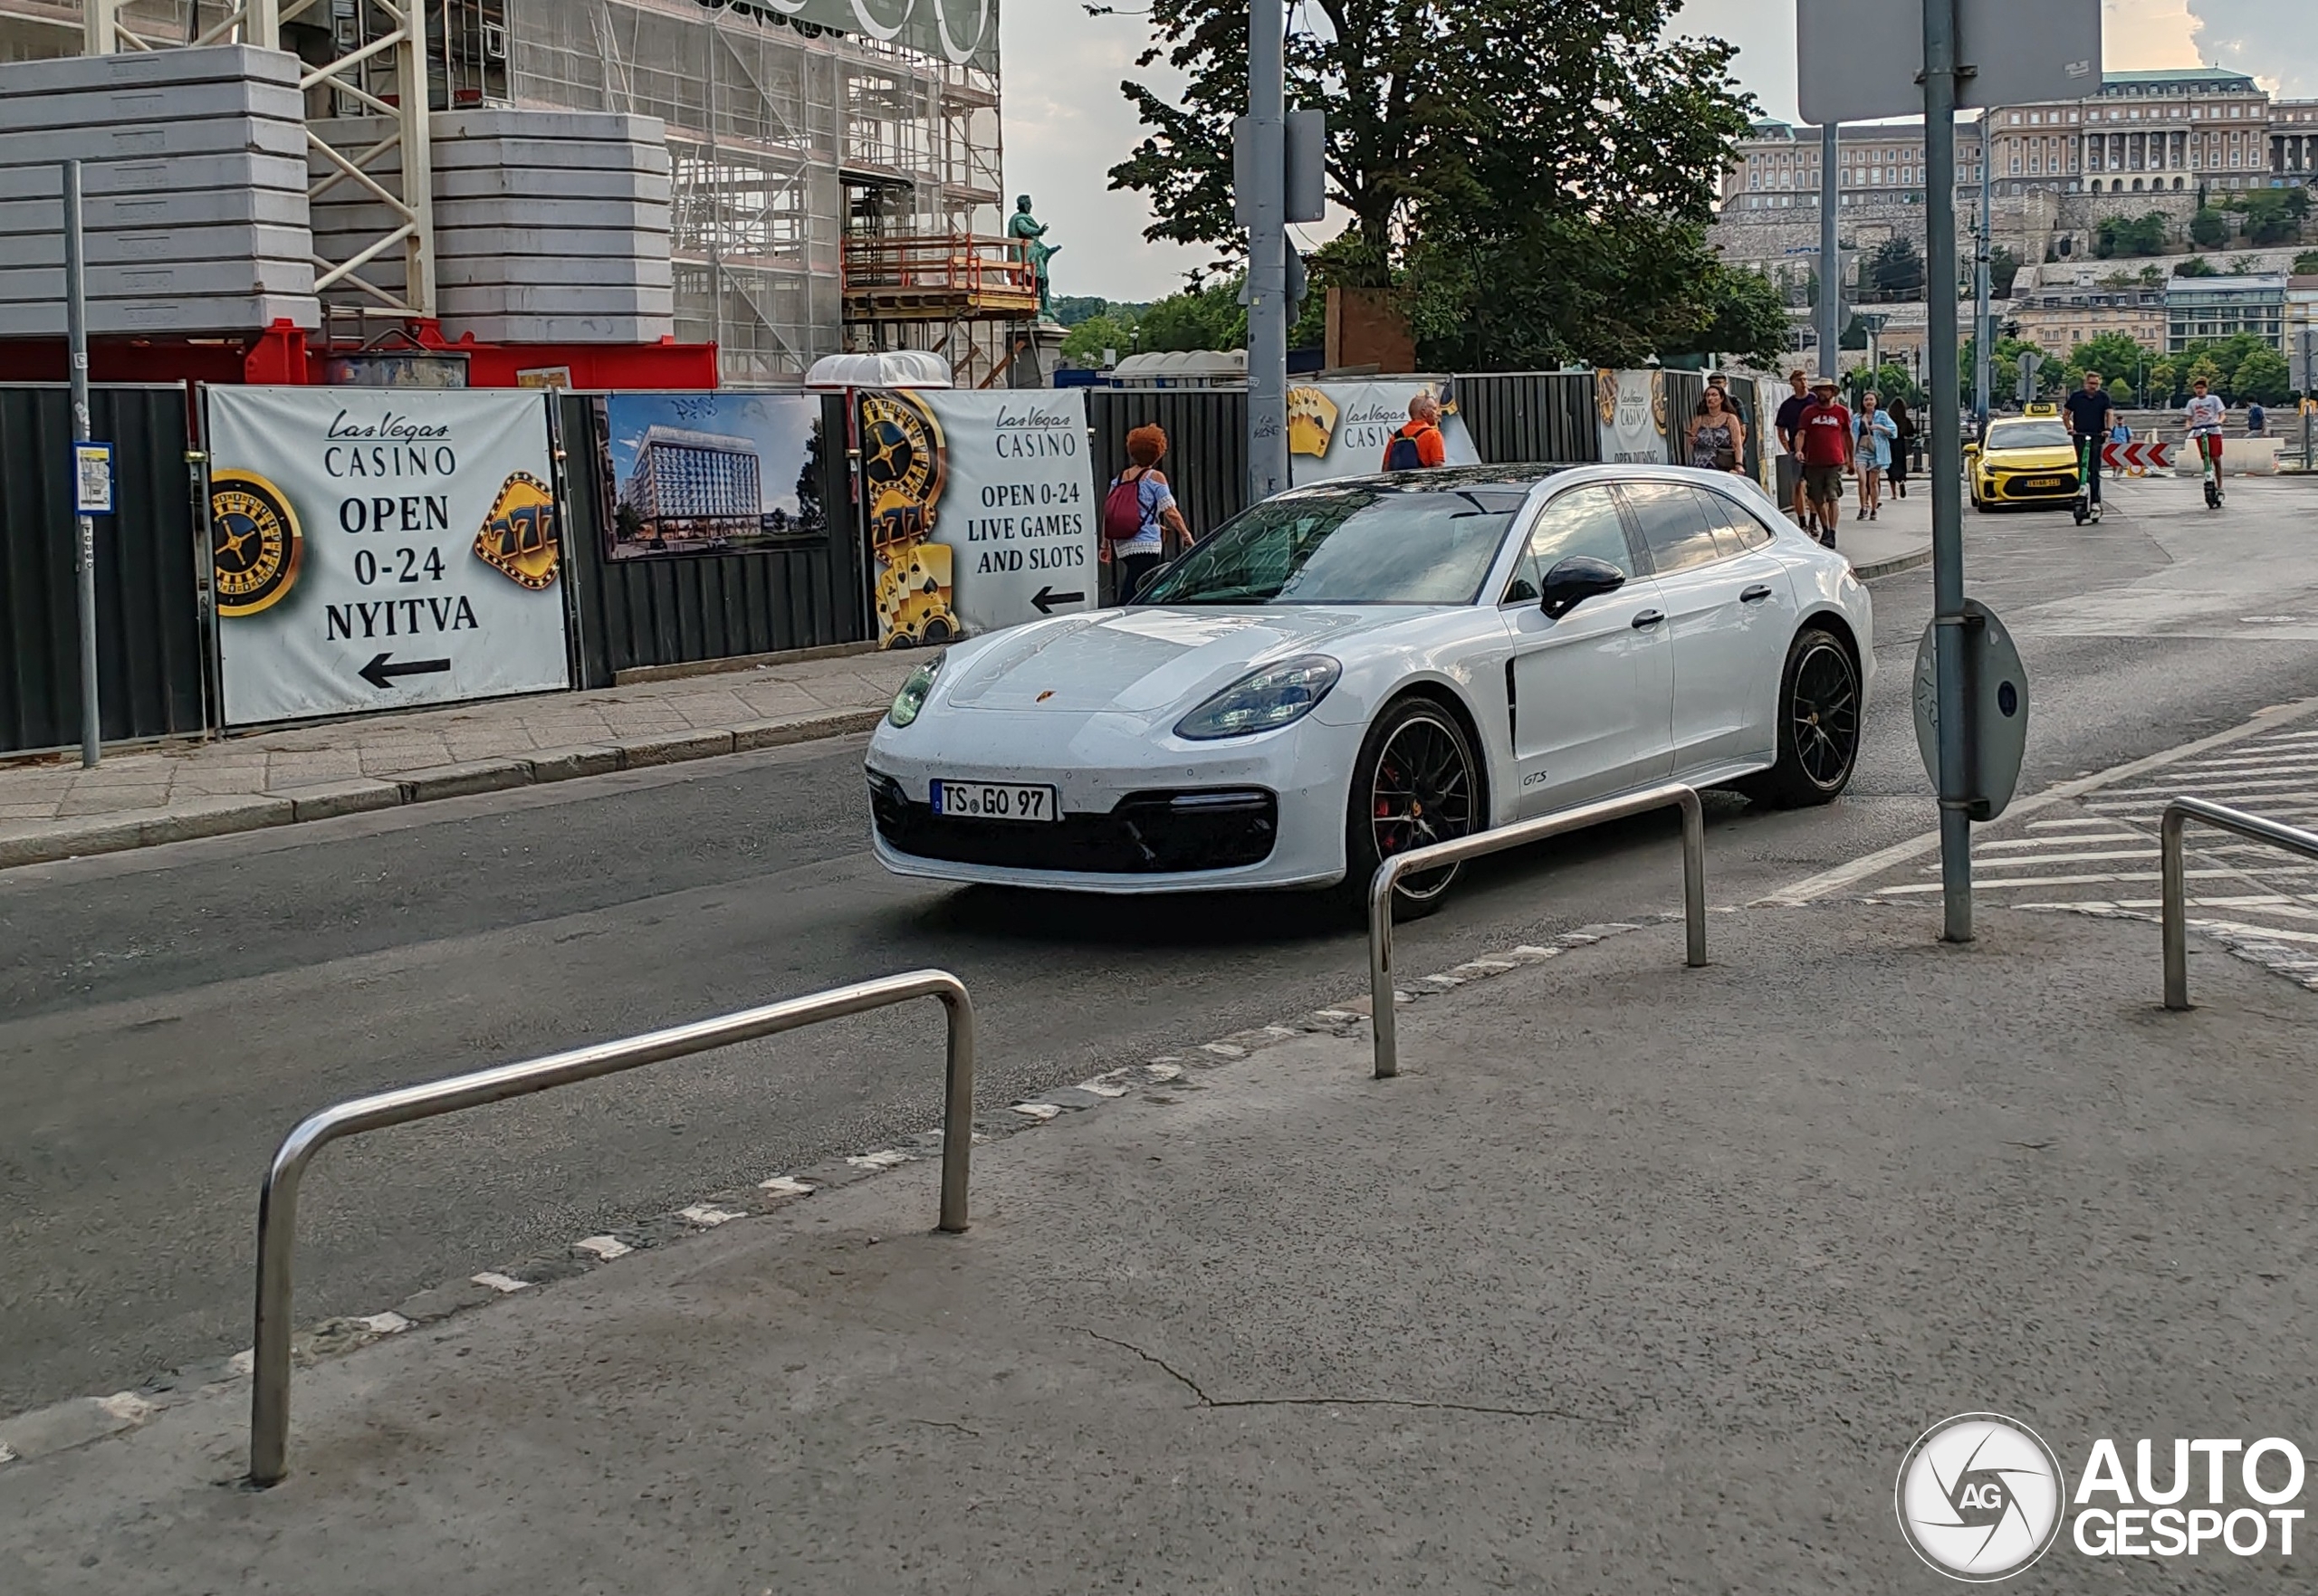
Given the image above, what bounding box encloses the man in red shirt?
[1795,375,1853,548]
[1381,392,1449,470]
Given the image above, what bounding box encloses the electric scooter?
[2198,434,2225,511]
[2073,437,2102,525]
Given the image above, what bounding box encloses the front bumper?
[863,705,1359,894]
[1981,467,2081,504]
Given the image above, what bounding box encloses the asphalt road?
[5,473,2316,1418]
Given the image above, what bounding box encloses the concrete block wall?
[310,109,676,345]
[0,45,318,337]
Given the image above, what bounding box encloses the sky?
[999,0,2318,304]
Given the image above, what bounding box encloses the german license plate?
[2025,476,2062,489]
[931,779,1058,822]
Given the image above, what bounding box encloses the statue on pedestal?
[1009,195,1059,322]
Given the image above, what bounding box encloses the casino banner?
[856,387,1096,648]
[1596,369,1669,465]
[1286,377,1480,484]
[204,387,570,725]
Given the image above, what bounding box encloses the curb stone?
[0,708,887,873]
[0,915,1680,1471]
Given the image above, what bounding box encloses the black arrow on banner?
[359,652,452,690]
[1030,585,1085,615]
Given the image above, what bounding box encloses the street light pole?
[1974,109,1993,435]
[1923,0,1973,941]
[63,158,100,769]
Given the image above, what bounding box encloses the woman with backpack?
[1102,424,1192,604]
[1885,397,1916,498]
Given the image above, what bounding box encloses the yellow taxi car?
[1967,406,2084,511]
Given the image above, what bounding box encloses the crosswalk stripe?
[1919,848,2152,872]
[2087,776,2318,798]
[1975,834,2142,850]
[1876,867,2292,894]
[2026,817,2131,830]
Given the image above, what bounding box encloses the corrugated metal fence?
[0,384,206,755]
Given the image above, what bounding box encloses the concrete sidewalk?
[3,900,2310,1592]
[0,646,916,870]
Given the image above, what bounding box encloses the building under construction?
[0,0,1029,386]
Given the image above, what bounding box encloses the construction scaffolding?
[3,0,1011,384]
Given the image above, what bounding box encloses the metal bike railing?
[1368,783,1708,1079]
[2162,798,2318,1010]
[247,969,974,1487]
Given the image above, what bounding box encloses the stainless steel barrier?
[1368,784,1707,1079]
[247,969,974,1487]
[2162,798,2318,1010]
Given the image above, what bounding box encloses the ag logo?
[209,469,303,616]
[474,470,559,589]
[1895,1412,2064,1582]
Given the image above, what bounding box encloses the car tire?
[1747,627,1861,809]
[1338,696,1481,922]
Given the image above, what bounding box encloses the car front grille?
[1998,471,2077,499]
[867,774,1279,874]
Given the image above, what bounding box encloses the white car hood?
[943,607,1413,716]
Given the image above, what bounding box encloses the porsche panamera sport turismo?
[866,464,1873,914]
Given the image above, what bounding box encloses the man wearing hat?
[1794,375,1853,549]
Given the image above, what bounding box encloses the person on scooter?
[2185,377,2226,504]
[2063,370,2114,520]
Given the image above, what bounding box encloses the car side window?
[1694,488,1776,554]
[1502,486,1634,604]
[1621,483,1729,576]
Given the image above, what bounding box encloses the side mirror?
[1541,555,1627,620]
[1963,443,1980,459]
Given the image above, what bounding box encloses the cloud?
[2189,0,2318,95]
[1001,0,1205,302]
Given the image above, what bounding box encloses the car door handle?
[1631,609,1665,629]
[1739,584,1774,604]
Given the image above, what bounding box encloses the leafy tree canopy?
[1107,0,1753,369]
[2189,207,2230,249]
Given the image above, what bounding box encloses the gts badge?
[1522,771,1549,788]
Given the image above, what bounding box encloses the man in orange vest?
[1382,392,1448,470]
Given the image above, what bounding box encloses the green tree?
[1060,311,1141,366]
[2175,255,2217,278]
[2186,353,2227,393]
[1863,236,1926,301]
[1049,295,1113,329]
[2094,212,2170,258]
[2241,191,2300,247]
[2189,207,2230,249]
[2233,346,2292,406]
[1989,246,2024,297]
[2149,358,2179,404]
[1108,0,1752,368]
[1659,265,1789,369]
[2066,332,2158,403]
[1135,279,1248,351]
[2295,249,2318,275]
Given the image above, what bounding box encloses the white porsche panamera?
[866,463,1873,915]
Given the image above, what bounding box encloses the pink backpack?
[1102,468,1150,542]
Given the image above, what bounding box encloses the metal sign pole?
[1819,121,1843,371]
[63,158,100,769]
[1242,0,1289,505]
[1923,0,1972,941]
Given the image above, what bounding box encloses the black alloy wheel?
[1342,698,1480,920]
[1748,627,1860,808]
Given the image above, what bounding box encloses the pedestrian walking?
[1775,368,1815,533]
[1101,423,1191,605]
[2063,369,2116,516]
[2108,415,2131,481]
[1381,391,1449,470]
[2247,399,2267,437]
[1885,396,1915,498]
[1795,375,1852,549]
[1852,390,1895,521]
[1685,386,1748,475]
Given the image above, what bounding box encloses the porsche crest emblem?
[209,469,303,616]
[474,470,560,589]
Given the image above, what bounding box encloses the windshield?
[1988,421,2073,451]
[1135,485,1525,607]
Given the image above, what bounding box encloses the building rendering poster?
[599,392,828,560]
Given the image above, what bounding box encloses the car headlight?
[1173,655,1341,741]
[887,656,942,728]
